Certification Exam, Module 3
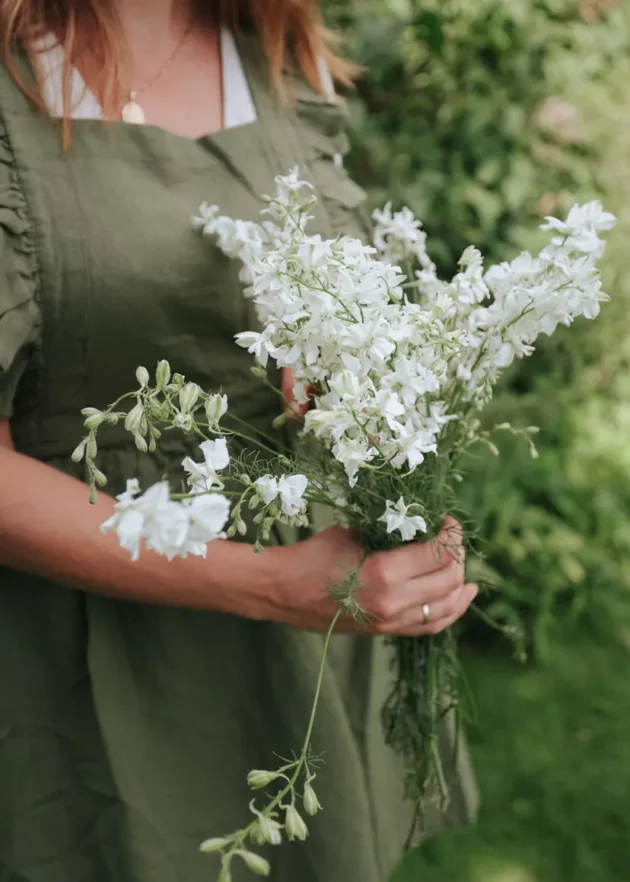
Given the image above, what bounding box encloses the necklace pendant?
[121,98,146,125]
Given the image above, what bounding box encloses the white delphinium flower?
[254,476,280,506]
[450,246,489,309]
[372,203,435,271]
[184,494,232,554]
[183,437,230,493]
[379,497,428,541]
[277,475,309,517]
[263,167,316,227]
[254,474,309,521]
[235,328,278,368]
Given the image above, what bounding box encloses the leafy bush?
[324,0,630,652]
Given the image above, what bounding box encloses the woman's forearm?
[0,437,286,613]
[0,425,472,635]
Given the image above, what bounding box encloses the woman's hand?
[270,517,477,635]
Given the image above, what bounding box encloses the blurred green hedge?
[324,0,630,654]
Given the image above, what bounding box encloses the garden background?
[322,1,630,880]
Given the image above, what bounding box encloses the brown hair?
[0,0,355,139]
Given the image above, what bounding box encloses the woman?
[0,2,478,880]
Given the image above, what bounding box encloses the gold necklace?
[120,23,194,124]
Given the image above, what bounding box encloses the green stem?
[226,411,289,452]
[222,426,280,458]
[298,607,343,757]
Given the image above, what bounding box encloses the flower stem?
[219,607,343,863]
[299,606,343,756]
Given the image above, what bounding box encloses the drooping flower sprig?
[72,361,312,562]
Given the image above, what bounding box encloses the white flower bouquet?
[75,170,615,880]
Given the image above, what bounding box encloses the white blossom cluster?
[399,201,616,405]
[101,478,231,561]
[198,171,615,544]
[80,368,310,559]
[200,173,464,504]
[193,168,313,286]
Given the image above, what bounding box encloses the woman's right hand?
[258,517,477,636]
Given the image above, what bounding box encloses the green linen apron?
[0,34,477,882]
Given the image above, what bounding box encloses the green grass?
[394,623,630,882]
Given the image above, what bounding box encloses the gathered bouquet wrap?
[74,170,615,880]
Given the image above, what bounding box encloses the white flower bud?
[247,769,280,790]
[199,837,230,854]
[71,440,86,463]
[80,407,102,418]
[93,469,108,488]
[179,382,200,413]
[303,780,322,816]
[272,412,288,429]
[88,485,97,505]
[237,519,247,537]
[135,366,150,388]
[125,402,144,434]
[155,360,171,389]
[134,433,148,453]
[83,411,104,430]
[284,804,308,841]
[205,393,228,426]
[237,850,271,877]
[86,434,97,460]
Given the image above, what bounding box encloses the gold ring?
[422,603,431,625]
